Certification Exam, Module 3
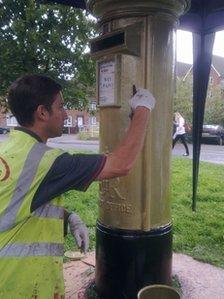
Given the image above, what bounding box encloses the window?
[64,115,72,127]
[90,116,97,125]
[209,76,213,84]
[90,102,97,110]
[77,116,84,127]
[6,114,18,126]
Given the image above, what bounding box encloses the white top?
[173,116,186,138]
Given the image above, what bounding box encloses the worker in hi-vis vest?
[0,74,155,298]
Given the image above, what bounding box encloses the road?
[47,135,99,152]
[0,134,223,164]
[172,143,224,164]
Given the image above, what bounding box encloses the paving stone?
[63,252,224,299]
[64,252,95,299]
[173,253,224,299]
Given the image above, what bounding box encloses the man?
[0,74,155,298]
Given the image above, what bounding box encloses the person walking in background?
[172,112,189,156]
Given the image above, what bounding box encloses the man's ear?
[36,105,49,121]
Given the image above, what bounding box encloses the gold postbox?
[89,1,190,297]
[91,7,187,231]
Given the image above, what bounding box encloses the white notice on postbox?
[99,61,115,106]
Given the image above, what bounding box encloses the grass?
[64,182,99,254]
[78,131,99,140]
[64,156,224,268]
[172,157,224,268]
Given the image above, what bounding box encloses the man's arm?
[97,89,155,180]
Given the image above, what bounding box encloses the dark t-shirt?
[14,128,106,212]
[31,152,105,212]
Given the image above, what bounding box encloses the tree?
[174,77,224,126]
[0,0,96,109]
[173,77,193,124]
[204,85,224,125]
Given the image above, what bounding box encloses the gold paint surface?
[91,2,189,230]
[89,0,190,23]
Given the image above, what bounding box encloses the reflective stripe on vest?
[0,143,51,232]
[33,204,64,219]
[0,242,64,257]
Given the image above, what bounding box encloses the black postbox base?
[95,221,172,299]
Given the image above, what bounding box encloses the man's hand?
[68,213,89,253]
[129,88,156,111]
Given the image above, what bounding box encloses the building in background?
[176,55,224,88]
[0,101,99,134]
[175,55,224,127]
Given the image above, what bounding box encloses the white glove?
[129,88,156,111]
[68,213,89,253]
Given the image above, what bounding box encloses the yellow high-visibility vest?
[0,129,65,298]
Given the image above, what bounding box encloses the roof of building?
[176,55,224,78]
[176,61,192,78]
[212,55,224,77]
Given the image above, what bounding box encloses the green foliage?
[78,131,99,140]
[173,78,193,124]
[0,0,96,109]
[174,77,224,125]
[64,182,99,250]
[64,156,224,268]
[172,157,224,267]
[204,85,224,125]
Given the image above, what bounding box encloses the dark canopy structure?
[179,0,224,210]
[42,0,224,210]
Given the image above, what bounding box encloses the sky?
[177,30,224,64]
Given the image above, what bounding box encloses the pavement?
[172,143,224,165]
[47,134,224,165]
[63,251,224,299]
[47,135,99,152]
[48,134,99,145]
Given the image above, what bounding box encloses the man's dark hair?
[8,74,62,126]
